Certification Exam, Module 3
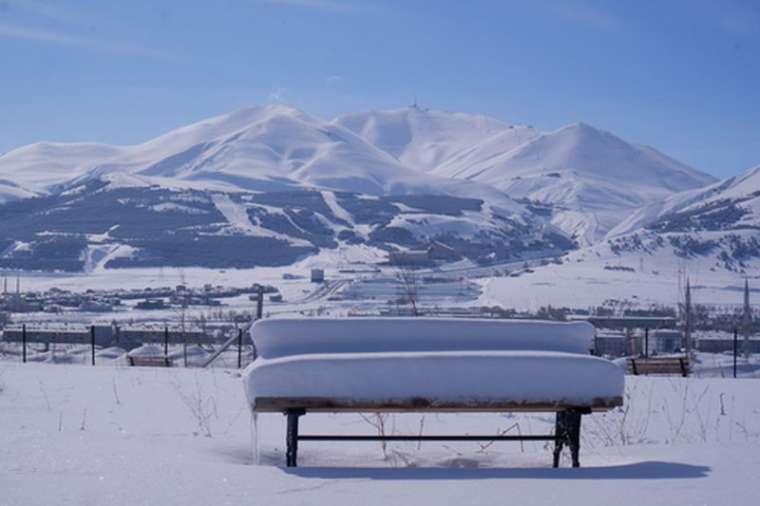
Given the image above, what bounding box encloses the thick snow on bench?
[244,318,623,410]
[246,351,624,410]
[251,317,595,357]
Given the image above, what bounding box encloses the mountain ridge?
[0,104,734,273]
[337,108,716,244]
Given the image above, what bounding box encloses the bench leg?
[552,412,566,468]
[285,408,305,467]
[566,410,582,468]
[554,409,584,468]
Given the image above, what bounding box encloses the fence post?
[90,325,95,366]
[733,327,738,379]
[164,326,169,357]
[644,328,649,359]
[22,323,27,363]
[237,328,243,369]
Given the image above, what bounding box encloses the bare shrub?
[359,413,392,458]
[171,373,218,437]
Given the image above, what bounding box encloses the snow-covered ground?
[1,362,759,505]
[479,245,760,310]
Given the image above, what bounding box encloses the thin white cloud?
[325,74,343,86]
[541,0,619,31]
[0,20,83,45]
[5,0,94,25]
[0,20,171,59]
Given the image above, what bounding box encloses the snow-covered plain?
[1,362,759,505]
[479,240,760,311]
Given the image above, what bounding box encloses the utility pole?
[22,323,27,363]
[256,286,264,320]
[733,327,738,378]
[90,325,96,366]
[237,327,243,369]
[743,279,751,359]
[15,275,20,313]
[684,278,692,356]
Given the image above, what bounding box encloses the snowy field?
[2,362,759,505]
[479,250,760,311]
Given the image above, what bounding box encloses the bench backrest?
[250,318,594,359]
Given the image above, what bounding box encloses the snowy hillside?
[0,176,574,272]
[0,179,36,204]
[474,165,760,311]
[577,165,760,276]
[611,165,760,238]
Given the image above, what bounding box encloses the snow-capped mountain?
[0,105,578,272]
[340,110,715,244]
[0,105,465,197]
[435,122,712,194]
[0,104,731,273]
[448,122,715,244]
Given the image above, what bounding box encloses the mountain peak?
[555,121,617,142]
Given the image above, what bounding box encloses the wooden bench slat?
[253,396,623,413]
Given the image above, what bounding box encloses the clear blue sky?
[1,0,758,178]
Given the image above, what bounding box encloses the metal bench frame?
[253,397,623,468]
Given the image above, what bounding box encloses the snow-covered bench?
[128,355,172,367]
[127,344,172,367]
[243,318,624,467]
[628,356,689,377]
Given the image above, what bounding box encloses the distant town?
[0,275,280,315]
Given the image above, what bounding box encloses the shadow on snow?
[282,461,710,481]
